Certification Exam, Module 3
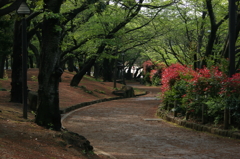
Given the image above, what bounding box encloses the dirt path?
[62,85,240,159]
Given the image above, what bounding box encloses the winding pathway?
[62,85,240,159]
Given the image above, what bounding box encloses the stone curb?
[157,109,240,140]
[60,92,147,114]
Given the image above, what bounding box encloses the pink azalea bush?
[160,63,240,126]
[160,63,196,95]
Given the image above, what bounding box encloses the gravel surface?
[62,85,240,159]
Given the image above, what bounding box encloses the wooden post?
[202,104,205,124]
[224,107,229,129]
[174,100,177,117]
[113,59,117,88]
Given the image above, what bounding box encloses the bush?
[142,60,166,86]
[151,75,160,86]
[160,63,240,128]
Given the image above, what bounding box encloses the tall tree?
[10,18,22,102]
[35,0,63,130]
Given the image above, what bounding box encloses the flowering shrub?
[160,63,240,127]
[160,63,195,95]
[220,73,240,97]
[188,66,226,97]
[142,60,166,86]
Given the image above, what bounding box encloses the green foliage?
[143,72,151,86]
[94,89,105,94]
[84,75,103,82]
[85,90,93,94]
[3,70,8,80]
[204,98,224,125]
[31,75,38,81]
[151,75,160,86]
[31,111,37,116]
[79,85,86,89]
[0,16,13,56]
[78,85,93,94]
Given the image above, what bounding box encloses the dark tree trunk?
[67,57,74,72]
[70,57,96,86]
[126,66,132,80]
[93,62,100,79]
[60,60,66,71]
[35,0,63,131]
[86,67,91,76]
[11,19,22,103]
[102,58,114,82]
[195,11,207,70]
[201,0,228,68]
[0,54,5,78]
[222,12,240,60]
[5,56,9,69]
[29,43,40,68]
[204,27,217,57]
[29,56,34,68]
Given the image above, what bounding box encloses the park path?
[62,84,240,159]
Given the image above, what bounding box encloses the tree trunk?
[67,57,75,72]
[113,59,117,88]
[222,12,240,59]
[126,66,132,80]
[202,103,205,124]
[195,11,207,70]
[35,0,63,131]
[70,57,96,86]
[86,67,91,76]
[224,107,229,129]
[93,62,100,79]
[102,58,113,82]
[201,0,228,68]
[11,19,22,103]
[173,100,177,117]
[29,56,34,68]
[29,43,40,68]
[0,54,5,78]
[5,56,9,69]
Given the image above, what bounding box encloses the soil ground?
[0,68,144,159]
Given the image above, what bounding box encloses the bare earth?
[0,69,127,159]
[62,86,240,159]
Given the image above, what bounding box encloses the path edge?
[157,106,240,140]
[60,92,148,114]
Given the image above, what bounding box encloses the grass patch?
[133,88,146,95]
[84,75,103,82]
[31,75,38,81]
[94,89,105,94]
[78,85,94,94]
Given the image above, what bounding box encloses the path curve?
[62,85,240,159]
